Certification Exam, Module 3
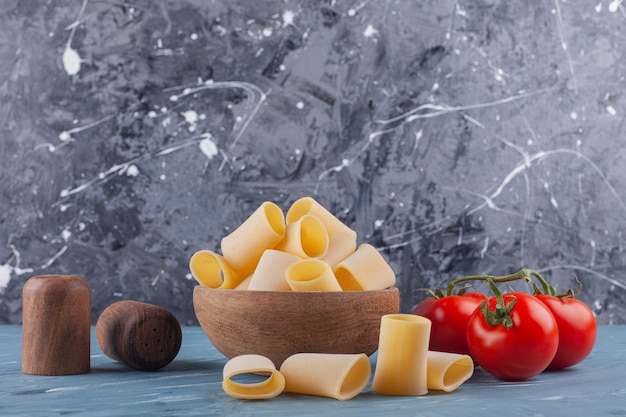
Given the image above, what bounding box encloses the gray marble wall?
[1,0,625,325]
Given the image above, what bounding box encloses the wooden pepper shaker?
[22,275,91,375]
[96,300,182,371]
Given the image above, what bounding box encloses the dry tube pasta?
[247,250,302,291]
[426,351,474,392]
[274,214,329,259]
[189,250,243,289]
[222,354,285,400]
[371,314,431,396]
[284,259,342,292]
[280,353,371,401]
[286,197,357,241]
[333,244,396,290]
[220,201,285,278]
[320,231,358,266]
[234,275,252,290]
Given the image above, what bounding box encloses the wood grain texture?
[96,300,182,371]
[21,275,91,375]
[193,286,400,367]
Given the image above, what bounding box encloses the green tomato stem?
[445,268,534,295]
[526,269,556,295]
[530,270,583,298]
[480,279,516,329]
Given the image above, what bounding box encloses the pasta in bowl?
[190,197,400,366]
[193,286,400,367]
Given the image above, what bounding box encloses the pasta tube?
[286,197,357,241]
[333,244,396,290]
[280,353,371,401]
[320,231,357,266]
[222,354,285,400]
[189,250,243,289]
[371,314,431,396]
[426,351,474,392]
[248,250,301,291]
[284,259,342,292]
[234,275,252,290]
[275,214,329,259]
[220,201,286,278]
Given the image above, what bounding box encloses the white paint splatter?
[40,245,67,269]
[374,90,540,126]
[595,2,603,12]
[62,0,88,76]
[363,24,378,37]
[0,264,12,292]
[126,164,139,176]
[282,10,295,26]
[262,27,273,37]
[347,1,367,17]
[570,110,578,120]
[609,0,622,13]
[182,110,198,124]
[182,110,199,132]
[606,105,617,116]
[61,229,72,242]
[190,33,198,40]
[553,0,578,93]
[594,299,602,310]
[480,237,489,258]
[296,101,304,109]
[590,239,596,267]
[550,196,559,209]
[414,129,423,152]
[199,134,218,159]
[374,219,384,228]
[62,46,82,76]
[318,158,351,179]
[494,68,506,82]
[214,25,227,36]
[58,115,114,143]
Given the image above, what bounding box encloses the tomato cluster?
[412,269,597,381]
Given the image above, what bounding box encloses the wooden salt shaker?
[22,275,91,375]
[96,300,182,371]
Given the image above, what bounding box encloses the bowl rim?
[193,285,399,297]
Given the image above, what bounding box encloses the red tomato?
[466,292,559,381]
[412,292,487,356]
[535,295,597,370]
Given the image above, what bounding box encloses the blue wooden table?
[1,325,624,416]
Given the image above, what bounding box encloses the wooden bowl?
[193,286,400,367]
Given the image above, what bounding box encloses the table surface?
[1,325,624,417]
